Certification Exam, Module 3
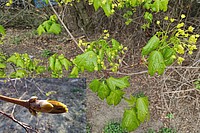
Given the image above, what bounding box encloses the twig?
[0,110,38,133]
[109,70,148,76]
[48,1,84,52]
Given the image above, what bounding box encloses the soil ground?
[1,1,200,132]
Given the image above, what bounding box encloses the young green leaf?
[106,89,124,106]
[7,54,17,64]
[161,47,176,65]
[160,0,169,11]
[97,82,110,100]
[136,97,150,123]
[54,58,62,72]
[73,51,98,72]
[148,51,166,76]
[93,0,101,11]
[42,20,52,31]
[16,58,25,68]
[106,76,130,90]
[49,54,56,71]
[101,1,112,17]
[37,25,46,35]
[58,54,71,71]
[122,108,140,132]
[48,23,61,35]
[0,25,6,35]
[89,79,101,92]
[144,12,153,23]
[15,69,27,78]
[142,35,160,55]
[70,66,79,77]
[0,63,6,69]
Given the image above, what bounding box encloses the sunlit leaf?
[48,23,61,35]
[98,82,110,100]
[37,25,46,35]
[73,51,98,72]
[0,63,6,69]
[89,79,101,92]
[122,108,140,132]
[136,96,150,122]
[106,76,130,90]
[106,89,124,106]
[148,50,166,76]
[93,0,101,11]
[142,35,160,55]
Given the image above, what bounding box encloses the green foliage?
[6,53,45,77]
[122,95,149,132]
[48,54,72,77]
[89,76,129,106]
[103,121,128,133]
[194,80,200,90]
[73,51,98,72]
[142,14,199,76]
[37,15,61,35]
[89,0,168,17]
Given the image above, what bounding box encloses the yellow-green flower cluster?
[103,30,110,40]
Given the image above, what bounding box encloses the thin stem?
[48,1,84,52]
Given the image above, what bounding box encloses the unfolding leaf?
[142,35,160,55]
[89,79,101,92]
[43,20,52,31]
[148,51,166,76]
[136,97,150,123]
[49,54,56,71]
[37,25,46,35]
[106,89,124,106]
[54,58,62,72]
[73,51,98,72]
[48,23,61,35]
[70,66,79,77]
[106,76,130,90]
[98,82,110,100]
[58,54,71,71]
[122,108,140,132]
[144,12,153,23]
